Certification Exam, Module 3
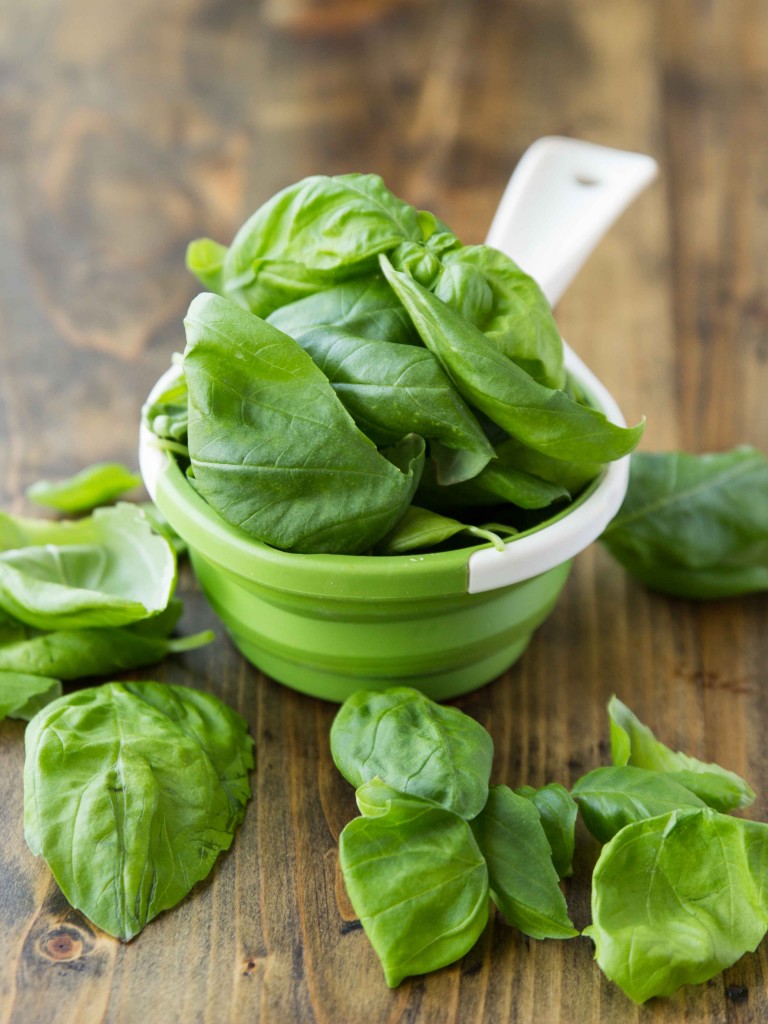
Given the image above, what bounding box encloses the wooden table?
[1,1,767,1021]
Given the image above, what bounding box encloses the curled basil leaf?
[585,809,768,1003]
[470,785,577,939]
[601,447,768,598]
[24,681,253,940]
[183,293,425,554]
[339,784,489,987]
[330,686,493,820]
[375,506,505,555]
[0,672,62,722]
[609,696,755,811]
[26,463,141,514]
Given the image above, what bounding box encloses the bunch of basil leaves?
[146,173,644,555]
[331,687,767,1004]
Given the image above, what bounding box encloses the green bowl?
[140,353,629,703]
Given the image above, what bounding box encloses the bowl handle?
[485,137,658,306]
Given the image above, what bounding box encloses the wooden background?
[1,0,767,1021]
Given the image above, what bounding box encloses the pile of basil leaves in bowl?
[140,172,643,701]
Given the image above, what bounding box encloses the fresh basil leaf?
[601,448,768,597]
[267,277,420,346]
[609,696,755,811]
[571,766,706,843]
[435,245,565,390]
[26,463,141,514]
[584,808,768,1003]
[184,293,424,554]
[330,686,493,820]
[339,785,489,987]
[0,672,61,722]
[24,681,253,940]
[142,373,189,451]
[289,324,495,470]
[0,505,176,631]
[514,783,578,879]
[0,626,213,680]
[374,506,505,555]
[390,240,443,289]
[138,503,187,557]
[428,459,570,510]
[492,435,600,496]
[470,785,577,939]
[380,256,644,464]
[185,238,227,294]
[218,173,421,315]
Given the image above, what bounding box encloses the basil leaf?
[184,293,425,554]
[601,447,768,597]
[571,765,706,843]
[330,686,493,820]
[185,238,227,293]
[267,276,420,346]
[0,672,61,722]
[24,681,253,940]
[0,626,213,679]
[26,463,141,514]
[435,245,565,389]
[609,696,755,811]
[422,458,570,511]
[216,173,421,315]
[584,809,768,1003]
[380,256,644,463]
[374,506,505,555]
[470,785,577,939]
[138,503,187,557]
[492,435,600,496]
[339,785,489,987]
[290,324,495,471]
[0,505,176,631]
[514,783,578,879]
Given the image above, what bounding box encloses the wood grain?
[1,0,767,1021]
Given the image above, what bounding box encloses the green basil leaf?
[374,506,505,555]
[514,783,578,878]
[26,463,141,514]
[380,256,644,463]
[292,324,494,469]
[609,696,755,811]
[601,447,768,598]
[435,245,565,389]
[0,505,176,631]
[267,277,420,346]
[492,435,600,495]
[24,681,253,940]
[138,503,187,558]
[184,293,424,554]
[424,459,570,510]
[330,686,493,820]
[571,765,706,843]
[185,238,227,293]
[0,626,213,680]
[339,785,489,987]
[0,672,61,722]
[470,785,577,939]
[584,809,768,1003]
[219,174,421,315]
[142,373,189,450]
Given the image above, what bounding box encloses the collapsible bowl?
[139,138,657,702]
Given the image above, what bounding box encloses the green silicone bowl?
[139,139,656,701]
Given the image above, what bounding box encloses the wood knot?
[38,926,85,963]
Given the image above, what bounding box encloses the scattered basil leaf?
[600,447,768,598]
[514,783,578,878]
[184,293,424,554]
[584,809,768,1003]
[571,765,706,843]
[609,696,755,811]
[0,626,213,680]
[374,506,505,555]
[470,785,577,939]
[213,173,422,315]
[339,784,489,987]
[0,505,177,631]
[0,671,62,722]
[330,686,493,820]
[380,256,644,463]
[26,463,141,514]
[24,681,253,940]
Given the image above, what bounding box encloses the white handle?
[485,137,658,306]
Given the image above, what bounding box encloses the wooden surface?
[1,1,767,1021]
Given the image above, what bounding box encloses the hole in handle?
[574,173,600,187]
